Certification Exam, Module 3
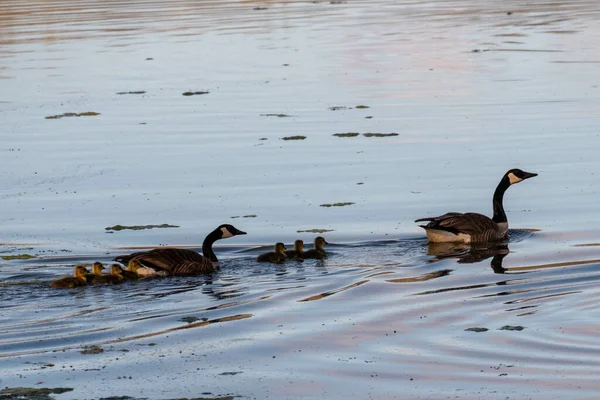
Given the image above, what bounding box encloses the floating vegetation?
[259,138,268,140]
[356,182,364,185]
[333,132,360,138]
[116,91,146,95]
[355,105,370,109]
[105,224,179,231]
[363,133,399,137]
[297,229,334,233]
[465,327,489,333]
[80,345,104,355]
[180,316,200,324]
[281,136,306,141]
[320,202,354,207]
[0,387,73,400]
[182,91,210,96]
[328,106,349,111]
[500,325,525,331]
[230,215,257,219]
[45,112,100,119]
[1,254,36,260]
[261,113,291,118]
[253,6,268,10]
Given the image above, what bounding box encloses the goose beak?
[522,171,538,180]
[236,229,247,235]
[324,240,329,245]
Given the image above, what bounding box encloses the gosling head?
[110,264,124,276]
[91,262,105,275]
[74,265,89,278]
[505,168,538,185]
[217,224,247,239]
[275,242,287,254]
[314,236,329,249]
[127,259,142,272]
[294,240,304,252]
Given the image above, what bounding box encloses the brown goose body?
[114,224,247,276]
[50,265,88,289]
[416,169,537,243]
[257,242,287,264]
[302,236,328,260]
[284,240,304,260]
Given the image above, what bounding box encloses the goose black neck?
[492,177,510,223]
[202,228,222,263]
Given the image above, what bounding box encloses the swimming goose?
[50,265,89,288]
[302,236,328,259]
[284,240,304,260]
[113,224,247,276]
[257,242,287,264]
[415,168,537,243]
[85,262,106,284]
[90,264,124,285]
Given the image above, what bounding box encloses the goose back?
[416,212,507,243]
[116,248,214,276]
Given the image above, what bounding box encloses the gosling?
[257,242,287,264]
[302,236,328,260]
[50,265,89,288]
[90,264,124,285]
[85,262,106,284]
[284,240,304,261]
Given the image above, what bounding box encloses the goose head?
[75,265,89,278]
[314,236,329,249]
[275,242,287,254]
[91,262,105,275]
[294,240,304,252]
[217,224,247,239]
[505,169,537,185]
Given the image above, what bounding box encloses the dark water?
[2,1,600,399]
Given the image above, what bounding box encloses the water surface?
[2,1,600,399]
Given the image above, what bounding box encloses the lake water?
[2,1,600,399]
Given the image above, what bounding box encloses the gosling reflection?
[426,242,510,274]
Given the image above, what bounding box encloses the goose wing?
[415,212,497,235]
[114,248,213,276]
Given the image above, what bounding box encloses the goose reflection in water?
[426,242,511,274]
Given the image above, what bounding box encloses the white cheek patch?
[508,173,523,185]
[220,227,234,238]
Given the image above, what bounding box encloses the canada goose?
[90,264,124,285]
[113,224,247,276]
[85,262,106,284]
[415,168,537,243]
[302,236,328,259]
[50,265,89,288]
[284,240,304,260]
[257,242,287,264]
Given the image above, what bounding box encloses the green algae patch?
[116,91,146,95]
[282,136,306,141]
[1,254,37,260]
[180,316,200,324]
[297,229,334,233]
[328,106,349,111]
[182,91,209,96]
[105,224,179,231]
[230,215,257,219]
[80,345,103,355]
[0,387,73,400]
[465,327,489,333]
[261,113,291,118]
[333,132,360,138]
[320,202,354,207]
[355,105,370,109]
[363,133,399,137]
[45,112,100,119]
[500,325,525,331]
